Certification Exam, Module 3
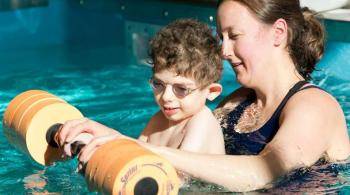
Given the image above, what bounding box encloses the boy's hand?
[58,118,118,149]
[62,132,94,157]
[76,133,122,172]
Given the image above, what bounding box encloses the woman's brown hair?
[218,0,325,80]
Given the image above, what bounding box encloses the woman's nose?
[221,39,233,60]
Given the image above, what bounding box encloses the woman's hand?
[57,118,121,157]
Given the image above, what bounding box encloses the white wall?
[300,0,350,12]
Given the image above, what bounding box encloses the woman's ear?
[272,18,288,47]
[207,83,222,101]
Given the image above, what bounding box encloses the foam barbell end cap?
[3,90,83,165]
[85,139,179,195]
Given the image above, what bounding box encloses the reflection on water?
[263,159,350,194]
[179,159,350,194]
[23,171,47,193]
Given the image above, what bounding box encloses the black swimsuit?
[222,81,323,155]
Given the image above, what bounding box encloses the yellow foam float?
[3,90,179,195]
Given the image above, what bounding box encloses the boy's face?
[151,69,209,123]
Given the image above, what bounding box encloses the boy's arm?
[179,107,225,154]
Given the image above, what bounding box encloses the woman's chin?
[235,75,245,84]
[235,76,252,87]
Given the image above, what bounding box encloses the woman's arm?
[143,143,291,192]
[272,88,350,164]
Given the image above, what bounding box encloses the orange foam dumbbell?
[3,90,179,195]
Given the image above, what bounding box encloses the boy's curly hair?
[149,19,222,88]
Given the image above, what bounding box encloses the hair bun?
[301,7,319,21]
[293,6,325,80]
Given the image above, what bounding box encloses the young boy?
[60,19,225,161]
[138,19,225,154]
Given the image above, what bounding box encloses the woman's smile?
[231,61,244,68]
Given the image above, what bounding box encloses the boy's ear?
[207,83,222,101]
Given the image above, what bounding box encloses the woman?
[59,0,350,192]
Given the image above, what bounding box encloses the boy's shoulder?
[186,106,220,132]
[142,111,169,136]
[180,106,225,154]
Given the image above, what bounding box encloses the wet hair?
[149,18,223,87]
[218,0,325,80]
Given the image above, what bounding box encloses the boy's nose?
[161,86,175,101]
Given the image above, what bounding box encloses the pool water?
[0,61,156,194]
[0,40,349,194]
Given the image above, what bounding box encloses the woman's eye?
[229,33,238,40]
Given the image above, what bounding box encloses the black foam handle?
[46,123,62,148]
[70,141,86,157]
[134,177,159,195]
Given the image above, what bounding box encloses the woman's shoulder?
[284,86,343,117]
[280,86,346,131]
[270,86,349,165]
[216,86,253,109]
[213,87,253,122]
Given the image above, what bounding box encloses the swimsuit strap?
[299,85,323,91]
[270,80,310,119]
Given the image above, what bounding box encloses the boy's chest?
[148,125,187,149]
